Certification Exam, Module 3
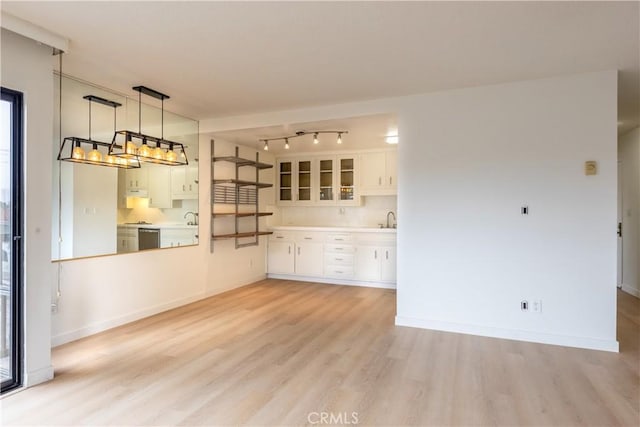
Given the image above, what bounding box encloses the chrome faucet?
[386,211,396,229]
[184,211,198,226]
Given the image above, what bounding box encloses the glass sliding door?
[1,87,23,393]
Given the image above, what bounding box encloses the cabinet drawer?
[324,253,354,266]
[326,233,353,243]
[324,266,354,278]
[270,231,295,242]
[324,244,355,253]
[296,231,325,242]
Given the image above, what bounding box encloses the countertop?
[270,225,397,233]
[117,223,198,229]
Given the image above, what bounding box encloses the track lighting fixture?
[258,130,348,150]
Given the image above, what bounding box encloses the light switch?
[585,161,597,176]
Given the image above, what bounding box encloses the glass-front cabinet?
[276,154,359,206]
[278,160,293,204]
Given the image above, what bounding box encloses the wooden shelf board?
[213,156,273,170]
[213,179,272,189]
[212,212,273,218]
[212,231,273,240]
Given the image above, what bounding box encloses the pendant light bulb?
[337,133,343,144]
[165,148,178,163]
[152,144,165,160]
[284,138,290,150]
[263,140,269,151]
[72,142,86,160]
[138,140,151,158]
[87,143,102,162]
[125,139,138,156]
[313,133,319,145]
[105,154,116,164]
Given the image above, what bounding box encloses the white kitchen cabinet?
[147,166,172,208]
[125,168,148,197]
[295,242,324,276]
[267,240,295,274]
[316,157,336,205]
[116,226,138,253]
[337,155,359,206]
[267,228,396,287]
[276,159,294,205]
[355,246,382,281]
[171,166,198,200]
[295,158,314,205]
[380,246,397,283]
[360,150,397,195]
[160,227,197,248]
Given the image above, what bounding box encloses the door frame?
[1,87,24,394]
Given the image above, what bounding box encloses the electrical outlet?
[521,300,529,311]
[531,300,542,313]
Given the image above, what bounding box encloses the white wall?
[396,71,618,352]
[619,127,640,297]
[51,136,274,346]
[1,29,55,386]
[202,70,619,352]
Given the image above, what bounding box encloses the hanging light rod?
[58,94,140,169]
[259,130,348,145]
[108,85,188,166]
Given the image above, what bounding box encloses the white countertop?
[270,225,397,233]
[118,223,198,229]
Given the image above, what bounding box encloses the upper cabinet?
[276,153,359,206]
[359,150,397,196]
[171,165,198,200]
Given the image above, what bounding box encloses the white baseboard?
[395,316,619,353]
[267,273,396,289]
[24,365,54,387]
[621,284,640,298]
[51,274,267,347]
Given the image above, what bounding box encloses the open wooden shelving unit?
[210,140,273,251]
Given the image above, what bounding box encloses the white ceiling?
[211,113,398,155]
[2,1,639,133]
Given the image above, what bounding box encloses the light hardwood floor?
[2,280,639,426]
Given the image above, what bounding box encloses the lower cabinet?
[267,240,295,274]
[160,228,198,248]
[267,229,396,287]
[116,227,138,253]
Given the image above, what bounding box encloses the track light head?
[284,138,290,150]
[337,133,343,144]
[263,140,269,151]
[313,133,319,145]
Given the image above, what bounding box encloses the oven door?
[138,228,160,250]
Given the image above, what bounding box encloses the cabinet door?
[380,246,396,283]
[268,241,295,274]
[185,166,199,197]
[148,167,172,208]
[277,160,294,205]
[385,151,397,190]
[127,168,148,189]
[337,155,359,206]
[295,242,323,277]
[355,245,381,281]
[359,152,386,192]
[296,159,314,205]
[170,167,187,199]
[316,157,336,205]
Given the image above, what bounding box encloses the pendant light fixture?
[259,130,348,150]
[58,95,140,169]
[109,86,188,166]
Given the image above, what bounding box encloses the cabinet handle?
[335,238,343,241]
[129,180,133,187]
[297,247,301,255]
[189,184,192,191]
[378,177,382,185]
[150,198,153,205]
[276,236,284,239]
[386,251,389,260]
[304,237,312,240]
[183,185,186,191]
[336,270,343,274]
[335,258,343,261]
[390,177,392,185]
[288,246,291,254]
[335,247,343,250]
[136,180,138,186]
[375,250,378,259]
